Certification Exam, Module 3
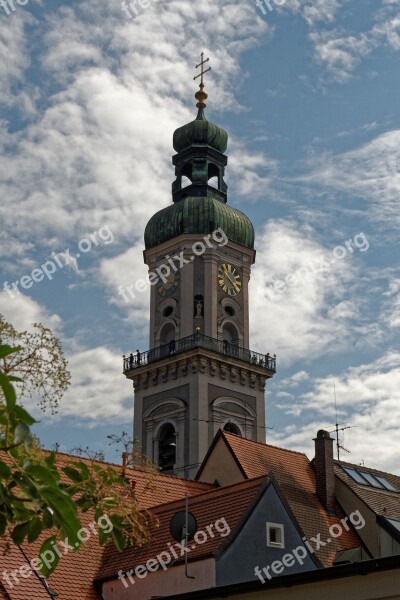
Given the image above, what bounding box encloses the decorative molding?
[131,352,270,392]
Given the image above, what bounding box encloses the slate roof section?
[199,431,362,567]
[95,476,268,583]
[335,460,400,519]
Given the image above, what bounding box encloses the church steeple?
[171,54,228,204]
[124,56,276,479]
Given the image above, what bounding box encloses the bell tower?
[123,56,276,478]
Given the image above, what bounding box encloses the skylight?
[342,467,397,492]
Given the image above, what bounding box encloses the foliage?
[0,343,155,578]
[0,315,70,413]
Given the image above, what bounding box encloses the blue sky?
[1,0,400,472]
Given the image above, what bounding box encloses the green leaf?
[13,405,36,426]
[25,464,60,486]
[42,507,54,530]
[11,521,31,545]
[63,467,84,483]
[111,527,127,552]
[0,461,11,479]
[38,536,60,578]
[28,517,43,543]
[0,513,7,536]
[0,345,21,360]
[14,422,30,444]
[0,372,16,411]
[45,452,56,468]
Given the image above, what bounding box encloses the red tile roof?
[1,451,213,600]
[217,432,362,566]
[0,541,52,599]
[95,476,268,583]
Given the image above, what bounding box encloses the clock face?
[218,263,242,296]
[157,277,179,297]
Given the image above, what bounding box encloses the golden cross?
[193,52,211,86]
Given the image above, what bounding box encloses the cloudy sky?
[1,0,400,473]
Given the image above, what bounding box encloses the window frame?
[266,522,285,549]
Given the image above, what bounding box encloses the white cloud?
[0,291,62,333]
[298,129,400,228]
[249,219,366,366]
[309,29,374,83]
[269,351,400,473]
[51,346,132,424]
[279,370,310,387]
[0,0,271,279]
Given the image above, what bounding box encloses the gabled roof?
[335,460,400,519]
[197,430,361,567]
[95,476,268,583]
[1,451,213,600]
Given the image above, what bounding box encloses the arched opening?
[159,322,176,346]
[223,422,242,436]
[158,423,176,471]
[181,176,191,189]
[181,164,192,189]
[208,163,220,190]
[222,322,240,346]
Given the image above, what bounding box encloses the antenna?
[169,494,197,580]
[331,381,352,460]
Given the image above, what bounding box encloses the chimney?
[314,430,336,515]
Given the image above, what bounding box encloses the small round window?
[224,305,235,317]
[163,306,174,317]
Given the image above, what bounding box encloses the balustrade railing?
[123,333,276,373]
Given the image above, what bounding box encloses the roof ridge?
[223,431,309,459]
[148,475,269,513]
[43,449,213,485]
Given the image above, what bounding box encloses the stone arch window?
[158,423,176,472]
[159,322,176,346]
[223,422,242,436]
[222,322,240,346]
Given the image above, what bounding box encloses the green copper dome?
[144,196,254,250]
[145,76,254,252]
[173,108,228,154]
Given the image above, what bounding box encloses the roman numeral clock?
[218,263,242,296]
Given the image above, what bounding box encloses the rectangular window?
[266,523,285,548]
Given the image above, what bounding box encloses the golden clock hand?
[224,270,238,287]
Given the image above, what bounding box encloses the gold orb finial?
[193,52,211,109]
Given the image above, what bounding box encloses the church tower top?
[144,54,254,251]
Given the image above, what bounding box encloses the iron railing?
[123,333,276,373]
